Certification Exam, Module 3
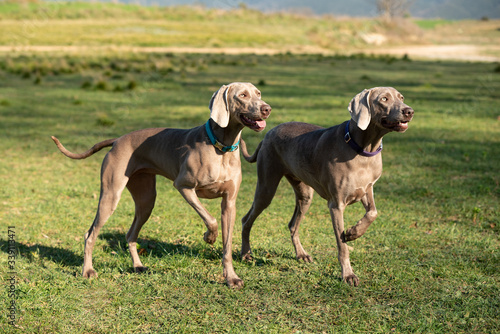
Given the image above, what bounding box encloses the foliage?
[0,1,422,50]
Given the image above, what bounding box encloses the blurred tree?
[376,0,414,18]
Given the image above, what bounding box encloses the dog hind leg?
[126,173,157,273]
[285,176,315,262]
[82,161,129,278]
[241,162,284,261]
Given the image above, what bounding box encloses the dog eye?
[240,93,247,98]
[381,97,388,102]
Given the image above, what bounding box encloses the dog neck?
[344,121,383,157]
[206,119,242,153]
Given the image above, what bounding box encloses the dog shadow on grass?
[0,237,82,269]
[100,231,222,261]
[99,231,287,267]
[0,232,223,269]
[0,231,282,278]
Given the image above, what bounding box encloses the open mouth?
[382,119,410,132]
[241,115,267,132]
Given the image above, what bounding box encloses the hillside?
[117,0,500,19]
[0,2,424,49]
[0,1,499,61]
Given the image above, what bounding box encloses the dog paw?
[203,230,217,245]
[343,274,359,287]
[296,254,313,263]
[241,252,254,262]
[82,268,98,279]
[134,266,149,273]
[343,229,359,242]
[227,277,244,289]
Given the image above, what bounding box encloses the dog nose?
[260,104,272,118]
[402,107,414,118]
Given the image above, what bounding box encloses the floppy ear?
[209,85,230,128]
[348,89,372,130]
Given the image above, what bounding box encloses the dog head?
[348,87,414,132]
[209,82,271,132]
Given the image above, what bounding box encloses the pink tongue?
[255,120,266,129]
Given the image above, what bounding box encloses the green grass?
[0,2,346,49]
[0,1,441,51]
[1,1,499,61]
[0,51,499,333]
[413,19,452,30]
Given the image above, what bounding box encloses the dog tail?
[51,136,116,159]
[240,139,262,163]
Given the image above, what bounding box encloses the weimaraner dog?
[239,87,413,286]
[51,82,271,288]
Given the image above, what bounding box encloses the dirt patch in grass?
[1,44,499,62]
[361,44,500,62]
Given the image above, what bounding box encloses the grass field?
[1,1,499,59]
[0,2,386,50]
[0,2,499,333]
[0,50,498,333]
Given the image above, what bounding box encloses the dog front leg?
[176,187,218,244]
[344,186,378,242]
[329,201,359,286]
[221,194,243,288]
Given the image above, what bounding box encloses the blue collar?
[344,121,382,157]
[205,120,240,153]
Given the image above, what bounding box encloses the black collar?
[344,121,382,157]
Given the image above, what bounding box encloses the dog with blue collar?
[51,82,271,289]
